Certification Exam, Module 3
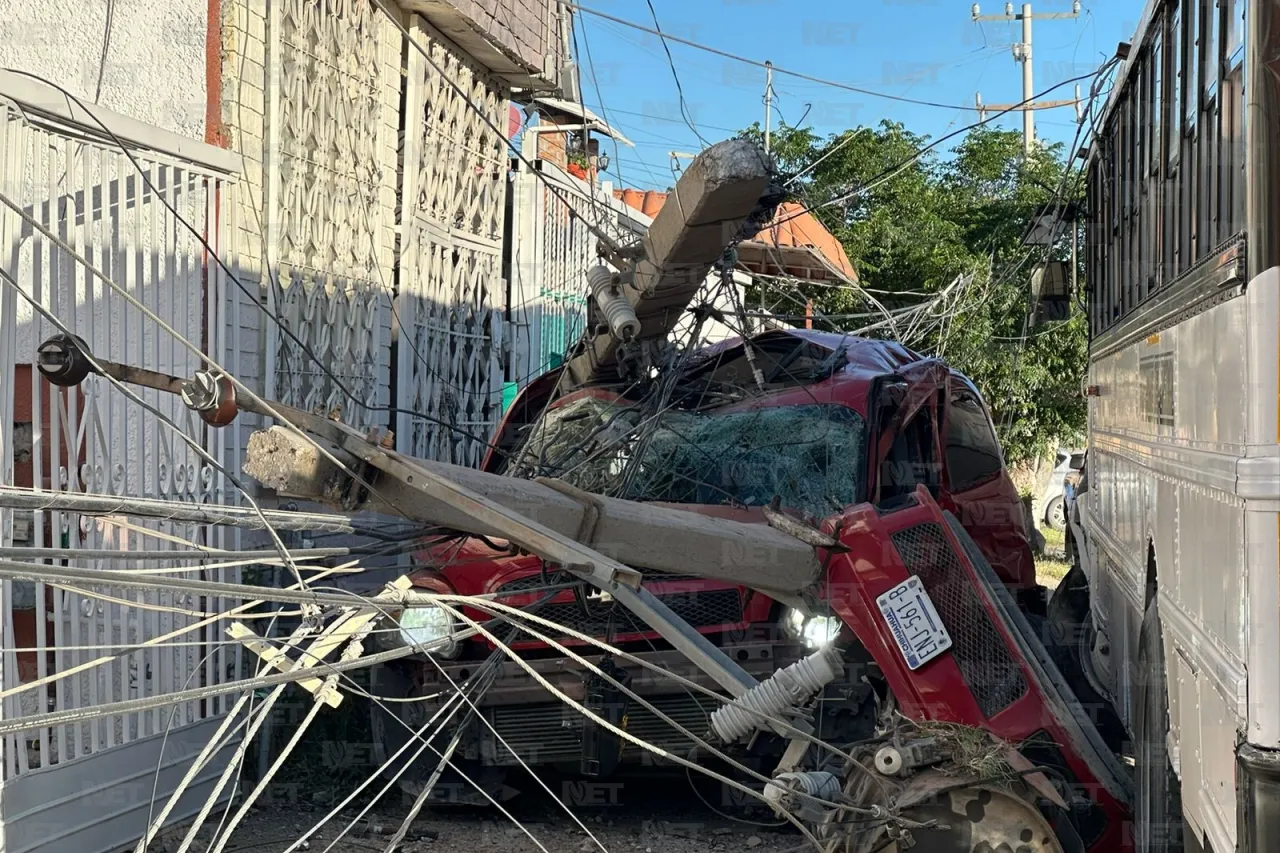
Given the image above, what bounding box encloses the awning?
[532,97,635,147]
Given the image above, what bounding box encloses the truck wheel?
[1046,496,1067,532]
[369,663,511,804]
[369,662,426,779]
[1136,598,1183,853]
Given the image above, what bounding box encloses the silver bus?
[1073,0,1280,851]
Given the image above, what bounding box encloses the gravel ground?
[155,774,806,853]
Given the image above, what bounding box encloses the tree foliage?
[741,121,1087,462]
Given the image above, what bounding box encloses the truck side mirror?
[1030,261,1072,323]
[1069,453,1085,471]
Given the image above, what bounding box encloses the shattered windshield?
[506,396,867,518]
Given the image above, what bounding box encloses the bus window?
[1185,0,1199,133]
[1228,0,1245,67]
[1169,3,1183,168]
[1152,35,1164,171]
[1206,0,1221,100]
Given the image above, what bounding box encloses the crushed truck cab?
[370,331,1052,792]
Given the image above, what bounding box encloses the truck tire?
[369,662,431,781]
[369,662,511,804]
[1043,567,1126,754]
[1136,598,1183,853]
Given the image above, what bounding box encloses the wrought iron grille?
[394,17,510,467]
[269,0,399,431]
[494,579,744,639]
[891,523,1028,718]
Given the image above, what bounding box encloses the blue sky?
[573,0,1142,190]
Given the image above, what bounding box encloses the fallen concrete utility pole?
[241,426,791,698]
[29,139,811,705]
[562,137,779,389]
[244,425,822,596]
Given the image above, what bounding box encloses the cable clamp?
[535,476,605,547]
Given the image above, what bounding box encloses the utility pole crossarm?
[980,99,1079,111]
[970,2,1081,154]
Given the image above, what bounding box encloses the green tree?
[741,121,1086,462]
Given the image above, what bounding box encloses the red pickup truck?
[369,329,1044,800]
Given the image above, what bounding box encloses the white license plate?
[876,576,952,670]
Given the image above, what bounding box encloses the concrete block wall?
[451,0,556,71]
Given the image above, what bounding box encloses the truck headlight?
[783,607,842,649]
[398,603,460,659]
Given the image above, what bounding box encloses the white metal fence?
[0,72,243,852]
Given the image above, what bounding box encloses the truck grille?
[891,523,1027,719]
[495,579,743,638]
[484,693,720,766]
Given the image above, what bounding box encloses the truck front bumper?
[405,641,803,768]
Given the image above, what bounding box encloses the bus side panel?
[1087,288,1251,853]
[1243,266,1280,752]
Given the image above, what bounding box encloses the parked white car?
[1041,447,1085,531]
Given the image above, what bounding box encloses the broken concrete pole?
[565,138,775,387]
[244,426,822,595]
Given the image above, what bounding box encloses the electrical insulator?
[710,644,844,743]
[587,265,641,342]
[763,771,841,822]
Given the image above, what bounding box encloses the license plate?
[876,576,952,670]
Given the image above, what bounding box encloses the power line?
[1,68,512,455]
[0,267,310,588]
[642,0,709,148]
[563,2,999,112]
[769,65,1109,231]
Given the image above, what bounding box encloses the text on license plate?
[875,576,952,670]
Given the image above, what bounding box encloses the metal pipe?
[0,559,422,609]
[0,546,353,561]
[0,486,368,533]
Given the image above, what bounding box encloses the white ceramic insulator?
[710,644,844,743]
[763,771,842,811]
[587,265,641,341]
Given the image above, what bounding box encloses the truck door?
[940,385,1037,596]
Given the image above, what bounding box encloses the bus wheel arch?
[1135,575,1184,852]
[1145,540,1159,607]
